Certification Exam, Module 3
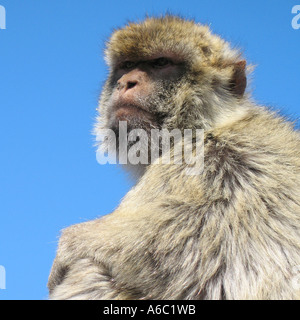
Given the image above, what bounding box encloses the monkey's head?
[95,16,248,170]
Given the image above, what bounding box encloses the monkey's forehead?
[104,16,240,67]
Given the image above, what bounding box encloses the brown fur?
[48,16,300,300]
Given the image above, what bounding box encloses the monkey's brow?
[119,57,173,67]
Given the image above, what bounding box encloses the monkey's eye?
[151,57,171,68]
[120,61,136,70]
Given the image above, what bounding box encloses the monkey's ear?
[230,60,247,97]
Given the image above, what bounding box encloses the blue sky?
[0,0,299,300]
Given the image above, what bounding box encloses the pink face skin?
[110,55,184,124]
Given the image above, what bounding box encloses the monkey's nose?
[118,80,138,92]
[126,81,137,90]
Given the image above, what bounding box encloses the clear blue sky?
[0,0,299,300]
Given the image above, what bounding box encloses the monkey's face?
[105,55,186,134]
[96,16,247,163]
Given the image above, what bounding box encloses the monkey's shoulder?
[203,109,300,192]
[208,109,300,164]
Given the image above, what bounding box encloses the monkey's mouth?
[113,102,154,123]
[115,105,149,120]
[107,102,160,139]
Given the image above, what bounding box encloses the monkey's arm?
[48,258,117,300]
[48,217,138,300]
[47,170,207,300]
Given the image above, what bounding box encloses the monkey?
[48,15,300,300]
